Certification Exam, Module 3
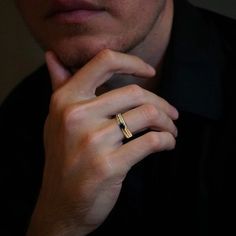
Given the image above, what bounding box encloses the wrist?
[27,208,87,236]
[27,221,87,236]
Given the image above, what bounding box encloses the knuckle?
[62,104,86,129]
[145,132,176,151]
[61,106,77,129]
[146,132,161,150]
[166,132,176,150]
[97,49,116,65]
[142,104,159,123]
[82,131,102,147]
[91,156,114,180]
[126,84,144,101]
[169,121,177,136]
[50,90,64,112]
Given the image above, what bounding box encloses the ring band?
[116,113,133,139]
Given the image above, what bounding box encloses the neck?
[97,0,174,95]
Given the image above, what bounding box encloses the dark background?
[0,0,236,103]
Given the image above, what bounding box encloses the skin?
[15,0,172,73]
[15,0,178,235]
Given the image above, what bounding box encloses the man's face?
[16,0,167,69]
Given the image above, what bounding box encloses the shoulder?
[197,7,236,53]
[1,65,52,125]
[0,65,51,235]
[1,64,51,108]
[196,8,236,110]
[0,64,52,151]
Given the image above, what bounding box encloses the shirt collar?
[159,0,224,120]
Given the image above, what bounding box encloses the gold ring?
[116,113,133,139]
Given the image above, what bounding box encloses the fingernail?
[171,107,179,120]
[147,64,156,75]
[175,128,178,138]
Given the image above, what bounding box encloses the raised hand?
[27,49,178,236]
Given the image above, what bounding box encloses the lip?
[46,0,105,24]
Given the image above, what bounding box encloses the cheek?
[110,1,164,42]
[108,0,164,39]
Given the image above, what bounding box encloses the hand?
[27,49,179,236]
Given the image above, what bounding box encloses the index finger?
[62,49,156,99]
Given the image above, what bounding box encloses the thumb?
[45,51,71,91]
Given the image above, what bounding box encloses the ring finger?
[108,104,178,143]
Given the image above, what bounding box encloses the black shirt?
[1,0,236,235]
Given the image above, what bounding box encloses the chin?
[56,46,98,70]
[45,35,129,71]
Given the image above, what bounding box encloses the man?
[1,0,236,235]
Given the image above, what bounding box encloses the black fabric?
[160,0,224,120]
[1,0,236,235]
